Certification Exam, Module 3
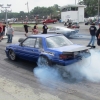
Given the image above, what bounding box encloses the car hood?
[48,27,75,32]
[48,44,90,53]
[7,43,19,47]
[62,28,75,31]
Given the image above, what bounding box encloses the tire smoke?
[33,50,100,83]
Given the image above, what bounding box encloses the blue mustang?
[5,34,91,66]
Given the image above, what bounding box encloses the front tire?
[8,50,17,61]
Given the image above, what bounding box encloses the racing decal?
[41,51,54,56]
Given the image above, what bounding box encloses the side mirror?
[18,38,25,43]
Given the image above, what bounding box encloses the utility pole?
[77,0,79,23]
[98,0,100,21]
[75,0,76,5]
[25,2,30,20]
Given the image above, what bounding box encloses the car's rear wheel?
[57,66,72,79]
[8,50,17,61]
[37,56,52,67]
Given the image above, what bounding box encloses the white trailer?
[60,5,86,23]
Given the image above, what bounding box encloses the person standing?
[2,22,6,40]
[96,23,100,46]
[7,24,14,43]
[32,23,38,35]
[0,23,3,42]
[23,22,30,37]
[87,23,97,48]
[42,23,48,34]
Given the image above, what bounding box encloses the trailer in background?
[60,5,86,23]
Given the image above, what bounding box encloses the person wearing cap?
[87,23,97,48]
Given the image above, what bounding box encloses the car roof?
[28,34,63,38]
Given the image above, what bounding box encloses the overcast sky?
[0,0,79,12]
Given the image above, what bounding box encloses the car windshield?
[46,35,73,48]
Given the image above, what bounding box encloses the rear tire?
[37,56,52,67]
[8,50,17,61]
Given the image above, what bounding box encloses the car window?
[46,35,73,48]
[22,38,36,47]
[35,38,43,48]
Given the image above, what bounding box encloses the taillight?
[59,54,74,60]
[59,54,67,60]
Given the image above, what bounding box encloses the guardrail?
[9,21,43,24]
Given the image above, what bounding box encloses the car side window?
[22,38,36,47]
[35,38,43,48]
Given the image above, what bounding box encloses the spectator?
[87,23,97,48]
[0,23,3,42]
[7,24,14,43]
[32,23,38,35]
[23,22,30,37]
[96,23,100,46]
[2,22,6,40]
[42,23,48,34]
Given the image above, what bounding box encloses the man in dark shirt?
[96,23,100,45]
[87,23,97,48]
[24,22,30,37]
[42,23,48,34]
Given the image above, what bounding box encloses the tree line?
[0,4,60,20]
[0,1,99,20]
[79,0,100,17]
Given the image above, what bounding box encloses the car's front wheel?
[37,56,52,67]
[8,50,17,61]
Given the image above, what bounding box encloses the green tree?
[30,4,60,18]
[79,0,99,17]
[0,4,60,20]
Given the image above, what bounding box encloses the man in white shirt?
[7,24,14,43]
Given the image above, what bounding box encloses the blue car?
[5,34,91,66]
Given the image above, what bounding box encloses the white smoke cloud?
[80,50,100,82]
[33,50,100,83]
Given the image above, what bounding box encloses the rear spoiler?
[63,47,91,53]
